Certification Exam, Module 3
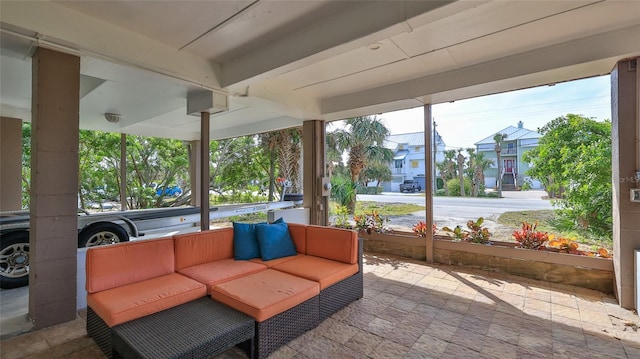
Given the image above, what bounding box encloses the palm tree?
[456,149,466,197]
[474,152,494,197]
[331,116,393,213]
[493,133,508,197]
[325,131,343,178]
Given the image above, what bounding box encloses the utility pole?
[433,120,437,192]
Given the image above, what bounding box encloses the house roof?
[393,150,410,160]
[385,131,445,150]
[474,125,541,145]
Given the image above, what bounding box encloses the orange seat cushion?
[250,253,305,268]
[272,255,358,290]
[306,226,358,264]
[87,273,206,327]
[174,228,234,270]
[178,259,267,293]
[86,237,175,294]
[211,269,319,322]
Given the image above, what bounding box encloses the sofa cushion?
[178,259,267,293]
[255,222,297,261]
[211,269,319,322]
[86,237,175,294]
[174,228,234,270]
[87,273,206,327]
[287,223,307,254]
[272,255,358,290]
[250,253,305,268]
[306,226,358,264]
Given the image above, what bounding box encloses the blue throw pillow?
[233,219,285,260]
[233,222,261,260]
[255,222,297,261]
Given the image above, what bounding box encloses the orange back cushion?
[287,223,307,253]
[86,237,175,293]
[174,228,234,270]
[305,226,357,264]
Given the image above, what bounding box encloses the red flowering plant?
[412,221,437,238]
[354,210,390,234]
[512,221,549,250]
[442,217,491,244]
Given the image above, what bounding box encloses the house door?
[504,159,514,174]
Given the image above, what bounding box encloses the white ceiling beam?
[321,24,640,115]
[0,1,223,91]
[221,0,456,88]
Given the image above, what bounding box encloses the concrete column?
[303,120,328,226]
[611,57,640,309]
[0,117,23,211]
[29,47,80,328]
[423,105,434,263]
[200,113,210,230]
[189,140,202,207]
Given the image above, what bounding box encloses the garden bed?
[360,231,614,293]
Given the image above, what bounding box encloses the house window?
[507,142,515,153]
[415,146,421,152]
[398,144,404,150]
[395,160,403,168]
[411,160,419,168]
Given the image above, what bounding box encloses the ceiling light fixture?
[368,43,382,51]
[104,113,122,123]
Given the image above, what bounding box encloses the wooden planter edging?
[360,232,614,294]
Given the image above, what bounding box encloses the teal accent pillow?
[255,222,297,261]
[233,218,285,260]
[233,222,261,260]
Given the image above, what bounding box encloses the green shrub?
[356,186,383,195]
[446,178,472,196]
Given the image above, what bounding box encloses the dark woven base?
[87,307,113,358]
[320,272,363,320]
[238,295,319,359]
[111,298,254,359]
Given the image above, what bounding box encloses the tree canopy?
[523,114,612,238]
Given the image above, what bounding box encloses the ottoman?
[211,269,320,359]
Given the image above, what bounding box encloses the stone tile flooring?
[2,254,639,359]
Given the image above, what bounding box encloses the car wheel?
[0,231,30,289]
[78,223,129,248]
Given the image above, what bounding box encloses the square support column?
[29,48,80,328]
[611,57,640,309]
[303,120,328,226]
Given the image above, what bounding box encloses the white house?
[383,131,446,192]
[474,121,543,190]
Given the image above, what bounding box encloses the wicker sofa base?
[319,271,363,320]
[238,295,320,359]
[87,306,114,358]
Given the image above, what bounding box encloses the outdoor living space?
[2,253,639,359]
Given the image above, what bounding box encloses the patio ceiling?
[1,0,639,140]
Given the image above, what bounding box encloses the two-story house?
[383,131,446,192]
[474,121,543,190]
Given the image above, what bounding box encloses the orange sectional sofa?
[85,223,362,359]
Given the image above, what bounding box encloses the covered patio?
[1,1,640,357]
[2,254,639,359]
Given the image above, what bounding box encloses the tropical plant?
[442,217,491,243]
[332,205,353,229]
[456,149,466,197]
[493,133,508,197]
[512,221,549,250]
[522,114,612,239]
[466,148,494,197]
[465,217,492,244]
[354,209,390,234]
[330,116,393,213]
[412,221,437,238]
[330,174,358,209]
[360,163,392,188]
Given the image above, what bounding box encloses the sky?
[377,75,612,150]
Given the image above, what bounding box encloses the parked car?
[156,185,183,197]
[399,180,422,193]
